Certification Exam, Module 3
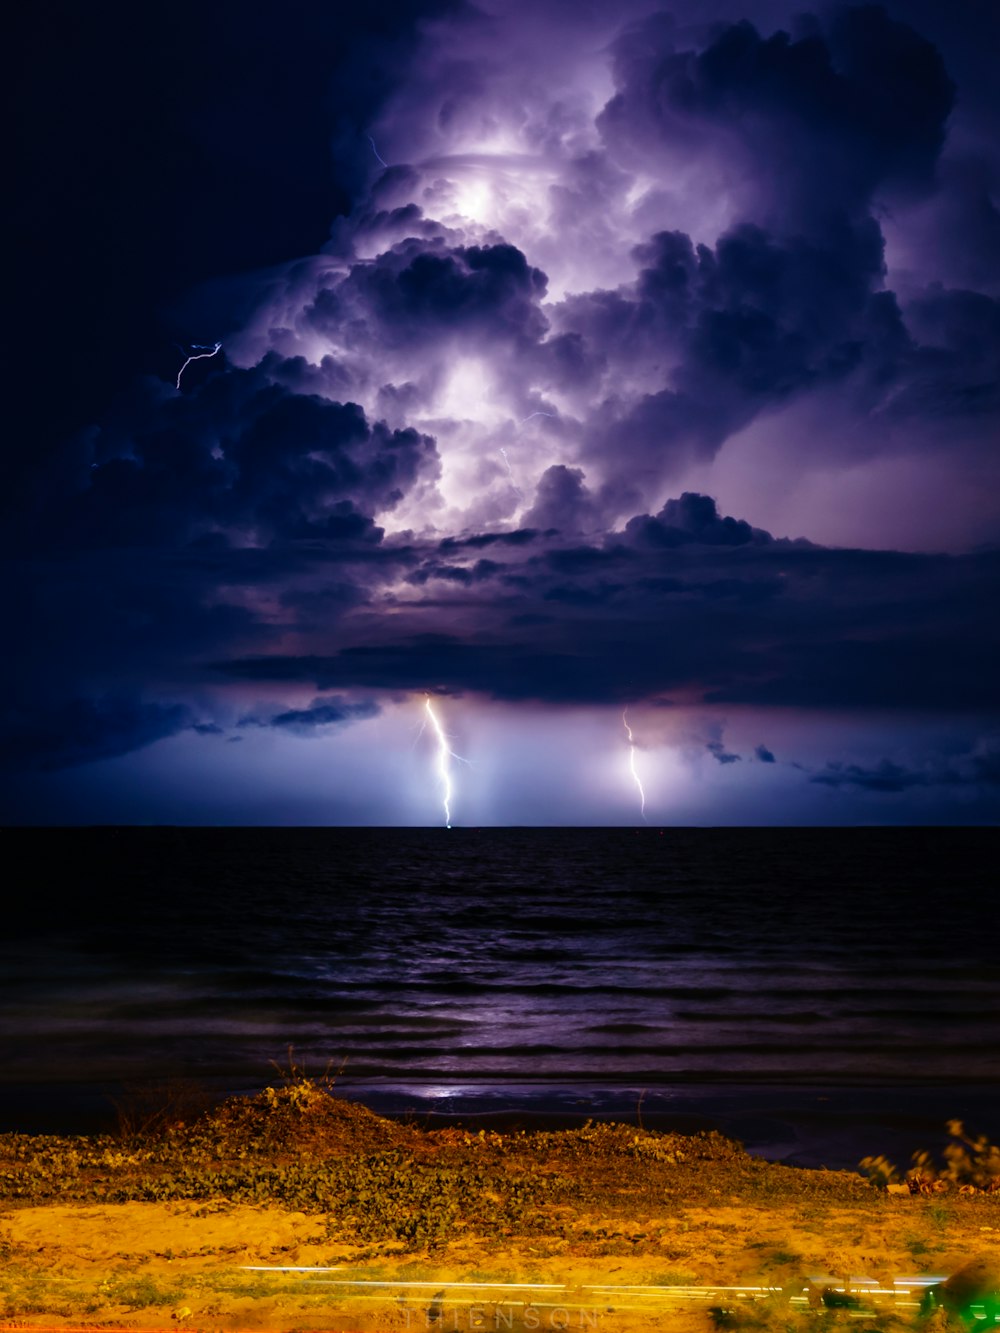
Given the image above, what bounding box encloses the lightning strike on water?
[424,696,460,828]
[176,342,222,390]
[623,709,647,823]
[368,135,388,169]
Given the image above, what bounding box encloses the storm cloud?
[4,0,999,818]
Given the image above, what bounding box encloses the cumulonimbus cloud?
[3,0,999,802]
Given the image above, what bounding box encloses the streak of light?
[243,1274,563,1287]
[176,341,221,390]
[368,134,388,168]
[424,695,464,828]
[623,708,647,822]
[499,445,523,497]
[233,1270,964,1313]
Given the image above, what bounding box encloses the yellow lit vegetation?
[861,1122,1000,1195]
[0,1077,997,1330]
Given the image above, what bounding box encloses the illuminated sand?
[0,1087,997,1330]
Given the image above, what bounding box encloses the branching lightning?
[368,135,388,169]
[176,342,222,390]
[424,696,465,828]
[623,709,647,823]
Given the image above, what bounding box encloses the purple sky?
[4,0,999,824]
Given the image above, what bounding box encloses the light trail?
[176,341,222,390]
[424,696,461,828]
[233,1270,966,1315]
[368,134,388,168]
[623,709,647,822]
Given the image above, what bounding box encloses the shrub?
[860,1122,1000,1193]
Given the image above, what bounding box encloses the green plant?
[858,1154,902,1188]
[939,1120,1000,1190]
[860,1121,1000,1193]
[100,1274,187,1309]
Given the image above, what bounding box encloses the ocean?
[2,826,997,1168]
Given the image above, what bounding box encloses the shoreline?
[2,1078,998,1172]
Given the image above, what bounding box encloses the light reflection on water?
[2,826,998,1088]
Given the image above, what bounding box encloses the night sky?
[6,0,999,825]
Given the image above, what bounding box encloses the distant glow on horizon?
[623,710,647,823]
[176,342,222,390]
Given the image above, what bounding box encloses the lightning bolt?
[517,411,555,427]
[176,342,222,390]
[424,696,463,828]
[499,446,523,498]
[368,135,388,169]
[623,709,647,823]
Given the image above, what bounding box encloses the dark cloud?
[523,466,602,535]
[307,239,549,350]
[406,558,502,587]
[0,695,191,773]
[599,7,954,221]
[38,363,439,553]
[707,740,742,764]
[553,208,996,491]
[811,759,931,792]
[439,529,544,552]
[493,7,992,500]
[754,744,776,763]
[240,697,381,735]
[623,492,771,549]
[886,286,1000,422]
[212,495,1000,711]
[810,741,1000,792]
[547,213,909,492]
[9,0,462,503]
[0,353,440,779]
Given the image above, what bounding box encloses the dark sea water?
[2,827,997,1168]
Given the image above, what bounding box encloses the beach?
[1,1083,998,1331]
[3,828,997,1326]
